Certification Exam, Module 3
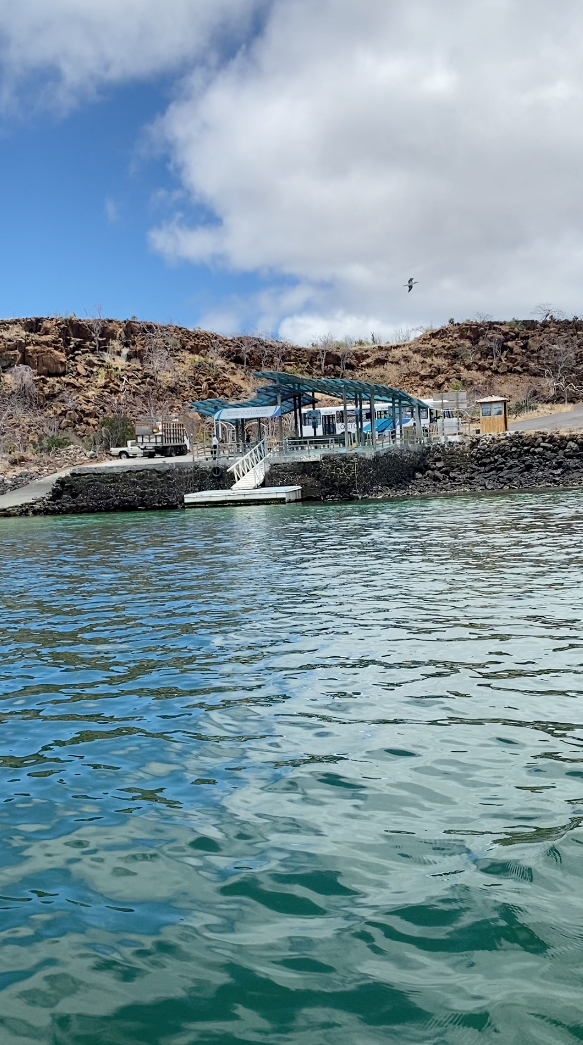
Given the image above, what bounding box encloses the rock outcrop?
[1,315,583,452]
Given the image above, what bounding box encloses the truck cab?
[109,440,143,460]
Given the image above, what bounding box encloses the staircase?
[228,438,268,490]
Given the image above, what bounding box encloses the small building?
[476,396,508,435]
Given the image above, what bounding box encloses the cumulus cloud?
[3,0,583,341]
[150,0,583,340]
[0,0,260,106]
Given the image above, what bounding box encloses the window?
[481,403,492,416]
[322,415,336,435]
[492,402,504,416]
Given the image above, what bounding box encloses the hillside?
[1,315,582,454]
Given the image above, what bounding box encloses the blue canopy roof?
[253,372,427,408]
[191,373,425,419]
[191,384,312,418]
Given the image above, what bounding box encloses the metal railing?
[227,438,267,484]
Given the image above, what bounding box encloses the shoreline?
[2,430,583,517]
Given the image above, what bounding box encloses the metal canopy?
[253,372,427,408]
[191,384,312,419]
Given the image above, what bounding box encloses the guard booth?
[476,396,508,435]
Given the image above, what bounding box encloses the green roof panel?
[253,372,427,408]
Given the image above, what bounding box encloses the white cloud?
[3,0,583,342]
[150,0,583,341]
[104,196,118,223]
[0,0,260,107]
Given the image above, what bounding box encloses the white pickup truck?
[109,440,144,460]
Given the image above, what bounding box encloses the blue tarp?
[362,417,414,433]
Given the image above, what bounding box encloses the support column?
[277,393,283,447]
[391,396,397,443]
[398,398,403,443]
[343,388,349,449]
[414,404,422,441]
[369,394,377,450]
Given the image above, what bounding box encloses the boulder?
[0,347,21,370]
[24,345,67,376]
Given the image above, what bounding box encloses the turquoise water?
[1,493,583,1044]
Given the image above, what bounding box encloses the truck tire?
[119,451,129,459]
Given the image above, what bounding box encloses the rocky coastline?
[0,446,102,497]
[2,431,583,518]
[401,430,583,498]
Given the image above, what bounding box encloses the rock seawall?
[266,445,427,500]
[3,432,583,517]
[267,432,583,499]
[401,431,583,498]
[6,461,232,516]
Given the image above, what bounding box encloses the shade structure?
[191,373,425,450]
[253,372,428,409]
[191,385,312,418]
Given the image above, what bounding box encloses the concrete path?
[0,466,74,512]
[510,406,583,433]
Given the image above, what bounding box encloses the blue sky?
[1,1,583,344]
[0,80,272,331]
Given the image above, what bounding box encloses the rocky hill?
[1,315,582,452]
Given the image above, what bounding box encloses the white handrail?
[227,438,267,483]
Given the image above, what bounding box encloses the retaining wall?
[5,432,583,516]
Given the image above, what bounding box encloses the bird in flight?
[404,277,418,293]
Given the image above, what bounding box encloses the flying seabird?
[404,277,418,293]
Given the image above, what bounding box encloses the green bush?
[99,415,135,449]
[34,435,71,454]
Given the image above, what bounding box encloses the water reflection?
[1,492,583,1042]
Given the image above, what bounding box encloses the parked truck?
[109,440,144,459]
[134,420,189,458]
[109,420,189,459]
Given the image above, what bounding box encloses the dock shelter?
[192,373,428,452]
[254,372,428,449]
[191,384,314,449]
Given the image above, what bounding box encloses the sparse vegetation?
[98,414,135,450]
[2,314,583,472]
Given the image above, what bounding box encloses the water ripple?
[1,491,583,1043]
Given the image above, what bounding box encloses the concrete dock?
[185,486,302,507]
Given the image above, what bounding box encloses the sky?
[1,0,583,344]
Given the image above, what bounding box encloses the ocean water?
[1,493,583,1044]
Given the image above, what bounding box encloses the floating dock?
[184,486,302,508]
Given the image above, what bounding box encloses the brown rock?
[24,345,67,376]
[0,348,20,370]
